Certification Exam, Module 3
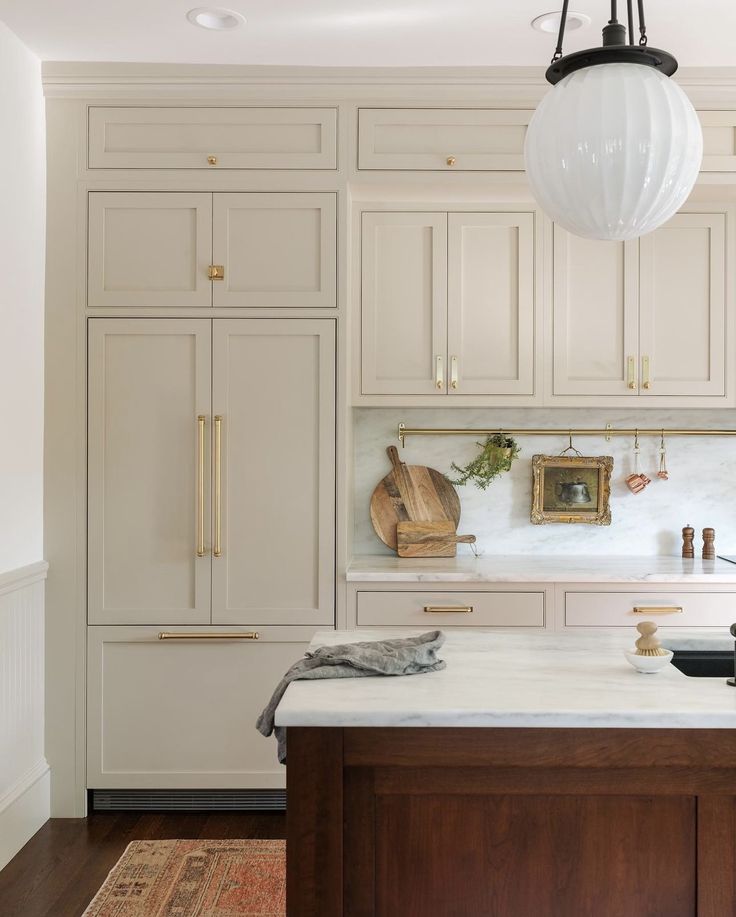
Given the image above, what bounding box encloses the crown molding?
[41,62,736,106]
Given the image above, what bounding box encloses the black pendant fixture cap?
[545,44,678,84]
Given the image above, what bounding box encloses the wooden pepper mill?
[682,525,694,559]
[703,527,716,560]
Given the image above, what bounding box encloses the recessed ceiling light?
[186,7,246,30]
[531,11,591,34]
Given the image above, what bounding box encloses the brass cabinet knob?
[207,155,218,165]
[446,156,456,166]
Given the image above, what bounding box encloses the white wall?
[355,407,736,557]
[0,20,48,872]
[0,20,45,575]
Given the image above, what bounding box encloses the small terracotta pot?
[625,472,651,494]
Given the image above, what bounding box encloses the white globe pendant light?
[524,1,703,241]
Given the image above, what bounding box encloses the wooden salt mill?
[634,621,668,657]
[682,525,695,559]
[703,527,716,560]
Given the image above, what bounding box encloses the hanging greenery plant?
[448,434,521,491]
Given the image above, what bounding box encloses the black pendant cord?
[551,0,570,62]
[610,0,617,23]
[638,0,648,45]
[627,0,635,44]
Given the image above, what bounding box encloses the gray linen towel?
[255,630,446,763]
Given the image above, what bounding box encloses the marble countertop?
[274,629,736,729]
[347,554,736,583]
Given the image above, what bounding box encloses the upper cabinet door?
[361,212,448,395]
[211,319,335,626]
[212,192,337,308]
[639,212,726,397]
[88,319,212,625]
[447,213,535,395]
[88,107,338,170]
[88,192,213,308]
[358,109,531,171]
[553,226,639,396]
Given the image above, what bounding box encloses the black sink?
[671,650,735,678]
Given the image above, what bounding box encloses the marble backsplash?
[353,407,736,557]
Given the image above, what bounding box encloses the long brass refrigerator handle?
[214,415,223,557]
[196,415,206,557]
[158,632,260,641]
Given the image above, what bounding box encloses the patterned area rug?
[82,839,286,916]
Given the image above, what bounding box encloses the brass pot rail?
[397,422,736,448]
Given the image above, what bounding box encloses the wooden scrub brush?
[634,621,669,657]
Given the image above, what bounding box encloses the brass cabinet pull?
[642,355,651,390]
[627,355,636,390]
[435,355,444,390]
[446,156,456,166]
[424,605,474,614]
[450,355,459,390]
[207,155,218,165]
[208,265,225,280]
[632,606,683,615]
[196,415,206,557]
[158,631,259,640]
[214,415,223,557]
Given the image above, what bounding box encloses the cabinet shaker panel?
[88,319,212,624]
[88,192,213,308]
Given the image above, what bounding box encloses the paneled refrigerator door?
[211,319,336,625]
[88,319,212,624]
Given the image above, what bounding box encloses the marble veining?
[354,407,736,557]
[275,629,736,728]
[347,554,736,582]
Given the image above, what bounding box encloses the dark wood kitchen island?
[277,632,736,916]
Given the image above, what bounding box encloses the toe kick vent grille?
[90,789,286,812]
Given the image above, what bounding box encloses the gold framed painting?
[531,454,613,525]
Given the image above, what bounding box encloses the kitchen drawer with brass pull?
[158,631,260,641]
[357,591,544,627]
[565,592,736,627]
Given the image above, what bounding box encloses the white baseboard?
[0,759,50,872]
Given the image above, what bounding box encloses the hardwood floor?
[0,811,286,917]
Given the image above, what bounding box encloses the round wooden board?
[370,446,461,551]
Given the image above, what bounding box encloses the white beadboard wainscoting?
[354,408,736,557]
[0,561,49,871]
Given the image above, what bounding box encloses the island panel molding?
[287,726,736,916]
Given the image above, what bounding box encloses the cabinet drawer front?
[565,592,736,627]
[358,109,531,171]
[87,626,313,788]
[357,591,544,627]
[88,107,338,170]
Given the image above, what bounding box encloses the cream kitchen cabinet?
[86,626,315,789]
[88,317,335,627]
[552,209,729,401]
[88,106,338,170]
[88,191,337,309]
[360,210,536,397]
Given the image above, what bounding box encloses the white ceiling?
[0,0,734,68]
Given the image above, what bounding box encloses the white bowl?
[624,649,674,674]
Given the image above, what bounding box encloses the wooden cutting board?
[370,446,461,551]
[397,521,476,558]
